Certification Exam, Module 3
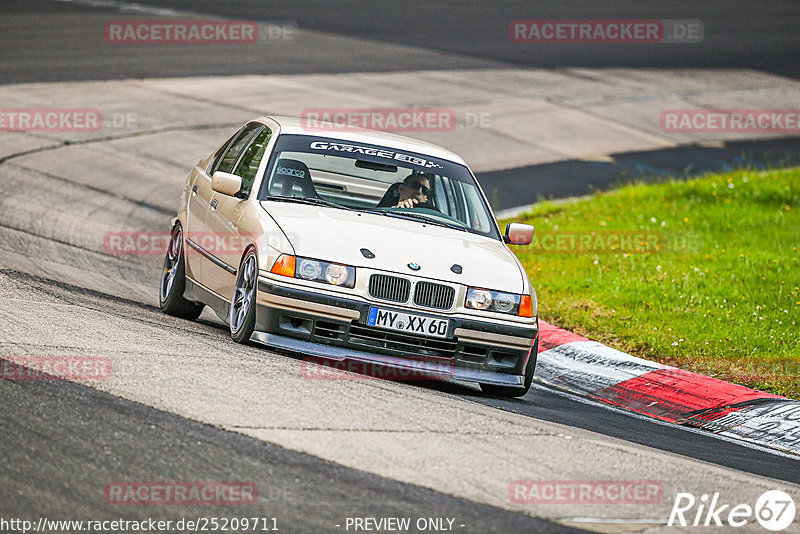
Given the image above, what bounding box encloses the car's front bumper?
[253,277,538,387]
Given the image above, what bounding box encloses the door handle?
[210,199,218,209]
[191,185,198,195]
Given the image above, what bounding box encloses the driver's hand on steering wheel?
[395,198,419,209]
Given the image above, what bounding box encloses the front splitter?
[250,331,524,387]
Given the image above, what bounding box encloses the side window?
[463,184,490,232]
[209,126,246,174]
[233,126,272,197]
[450,180,469,225]
[211,123,261,176]
[433,176,448,211]
[435,176,459,221]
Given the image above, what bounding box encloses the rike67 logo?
[669,490,796,531]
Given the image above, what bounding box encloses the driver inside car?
[377,172,433,209]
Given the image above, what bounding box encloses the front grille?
[457,344,489,365]
[313,320,345,340]
[413,281,455,310]
[348,325,456,358]
[368,274,411,303]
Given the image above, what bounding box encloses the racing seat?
[270,158,318,198]
[376,182,401,207]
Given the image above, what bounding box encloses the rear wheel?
[159,223,204,319]
[480,337,538,398]
[230,249,258,344]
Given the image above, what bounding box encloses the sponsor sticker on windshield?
[309,141,443,169]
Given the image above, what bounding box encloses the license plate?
[366,307,449,338]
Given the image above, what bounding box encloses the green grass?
[504,167,800,398]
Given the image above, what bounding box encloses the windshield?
[256,134,500,240]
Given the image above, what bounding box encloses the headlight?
[325,263,350,285]
[297,258,322,280]
[465,287,530,317]
[493,292,516,313]
[466,289,493,310]
[295,256,354,288]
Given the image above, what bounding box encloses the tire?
[230,248,258,344]
[480,337,538,398]
[159,223,204,320]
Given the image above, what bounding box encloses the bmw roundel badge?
[407,262,421,271]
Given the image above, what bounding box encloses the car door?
[205,124,273,299]
[186,122,262,292]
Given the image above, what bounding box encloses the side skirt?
[185,276,230,325]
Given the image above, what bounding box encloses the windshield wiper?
[265,196,356,211]
[363,209,467,232]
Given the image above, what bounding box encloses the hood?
[260,201,526,293]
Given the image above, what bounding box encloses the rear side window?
[210,122,262,175]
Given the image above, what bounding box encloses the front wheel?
[159,224,204,320]
[230,249,258,344]
[480,337,538,398]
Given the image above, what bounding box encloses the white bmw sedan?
[160,116,538,397]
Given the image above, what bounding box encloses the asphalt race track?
[5,0,800,81]
[6,0,800,208]
[1,1,799,532]
[0,350,574,533]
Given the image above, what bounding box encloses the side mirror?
[504,223,534,245]
[211,171,243,197]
